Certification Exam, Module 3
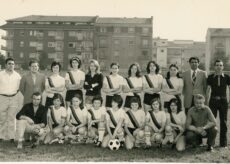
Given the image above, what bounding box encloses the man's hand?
[27,118,34,125]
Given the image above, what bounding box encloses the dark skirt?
[65,90,83,101]
[143,93,160,105]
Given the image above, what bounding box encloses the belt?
[211,96,227,100]
[0,90,18,97]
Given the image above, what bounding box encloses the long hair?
[146,61,160,74]
[166,64,181,79]
[88,59,101,74]
[167,98,182,114]
[128,63,142,78]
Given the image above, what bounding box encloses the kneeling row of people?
[16,92,216,152]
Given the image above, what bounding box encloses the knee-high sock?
[98,127,105,142]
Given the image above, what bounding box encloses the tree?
[38,51,48,70]
[0,54,5,69]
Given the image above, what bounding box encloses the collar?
[214,73,225,77]
[191,69,199,73]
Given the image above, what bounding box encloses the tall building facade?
[206,28,230,73]
[153,38,206,75]
[0,15,153,72]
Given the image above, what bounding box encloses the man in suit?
[182,57,207,114]
[19,60,46,105]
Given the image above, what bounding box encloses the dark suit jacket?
[182,69,207,108]
[19,72,46,104]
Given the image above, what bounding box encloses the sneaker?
[17,141,23,149]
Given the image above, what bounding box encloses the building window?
[76,32,83,40]
[29,53,37,58]
[48,42,56,48]
[29,41,37,47]
[19,52,24,58]
[19,41,24,47]
[69,31,76,37]
[99,39,107,47]
[35,30,44,37]
[142,39,149,47]
[48,31,56,37]
[114,27,121,33]
[6,31,14,37]
[128,27,135,33]
[99,51,106,59]
[68,54,78,59]
[55,31,64,40]
[114,51,119,57]
[161,49,164,53]
[29,31,33,36]
[128,40,135,45]
[55,41,64,51]
[20,31,25,36]
[153,42,157,46]
[142,27,149,34]
[142,50,148,56]
[48,53,57,59]
[36,42,43,51]
[68,42,76,48]
[114,40,120,45]
[100,27,107,33]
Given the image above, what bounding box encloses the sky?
[0,0,230,53]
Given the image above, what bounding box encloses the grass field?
[0,111,230,162]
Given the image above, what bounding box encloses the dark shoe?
[171,143,176,149]
[120,141,124,147]
[10,139,14,143]
[207,145,214,152]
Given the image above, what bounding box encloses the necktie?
[192,71,196,85]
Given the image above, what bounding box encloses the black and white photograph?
[0,0,230,162]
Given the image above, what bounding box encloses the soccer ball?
[108,139,120,150]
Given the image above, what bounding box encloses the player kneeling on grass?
[65,94,88,143]
[87,96,106,146]
[101,95,126,148]
[162,98,186,151]
[44,93,67,144]
[124,97,146,149]
[16,92,47,149]
[145,98,167,148]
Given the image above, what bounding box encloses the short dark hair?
[167,98,182,114]
[146,61,160,74]
[110,62,119,68]
[32,91,41,97]
[166,64,181,79]
[129,96,142,109]
[214,59,224,65]
[128,63,142,78]
[150,97,162,111]
[92,95,103,105]
[52,93,65,107]
[5,57,14,64]
[29,59,39,66]
[194,94,205,102]
[51,61,62,72]
[112,95,123,108]
[189,57,199,63]
[70,57,81,68]
[71,93,84,109]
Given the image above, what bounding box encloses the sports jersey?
[65,70,85,86]
[88,106,107,121]
[125,109,146,129]
[143,74,163,90]
[106,108,126,128]
[125,76,143,96]
[48,106,67,125]
[67,106,88,125]
[146,110,166,132]
[103,74,125,95]
[45,74,65,98]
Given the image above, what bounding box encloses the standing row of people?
[0,56,229,151]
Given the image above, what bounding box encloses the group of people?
[0,56,229,152]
